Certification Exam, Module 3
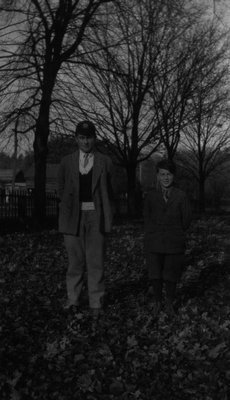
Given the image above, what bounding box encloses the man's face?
[76,134,96,153]
[157,168,174,189]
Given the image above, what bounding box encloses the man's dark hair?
[75,120,96,137]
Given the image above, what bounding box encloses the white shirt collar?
[79,149,93,159]
[79,150,94,174]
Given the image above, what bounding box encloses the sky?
[1,0,230,156]
[206,0,230,28]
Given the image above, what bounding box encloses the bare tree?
[179,63,230,211]
[150,14,230,160]
[0,0,113,224]
[62,0,206,214]
[0,0,228,219]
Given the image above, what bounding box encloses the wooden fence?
[0,191,58,220]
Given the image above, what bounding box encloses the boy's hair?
[156,159,176,174]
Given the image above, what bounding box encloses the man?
[58,120,114,319]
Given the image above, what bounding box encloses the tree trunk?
[12,128,18,191]
[33,108,50,227]
[126,163,138,217]
[198,177,205,213]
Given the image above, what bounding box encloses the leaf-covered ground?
[1,216,230,400]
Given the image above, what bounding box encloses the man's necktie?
[83,153,89,168]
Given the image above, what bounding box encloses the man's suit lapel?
[92,152,103,193]
[70,151,80,192]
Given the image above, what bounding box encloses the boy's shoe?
[165,300,176,318]
[150,300,161,319]
[90,307,103,320]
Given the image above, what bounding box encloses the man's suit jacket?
[58,150,114,235]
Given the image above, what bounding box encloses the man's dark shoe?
[147,285,154,297]
[151,301,161,319]
[63,300,79,311]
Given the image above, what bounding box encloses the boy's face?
[157,168,174,189]
[76,134,96,153]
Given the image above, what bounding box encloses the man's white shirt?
[79,150,94,174]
